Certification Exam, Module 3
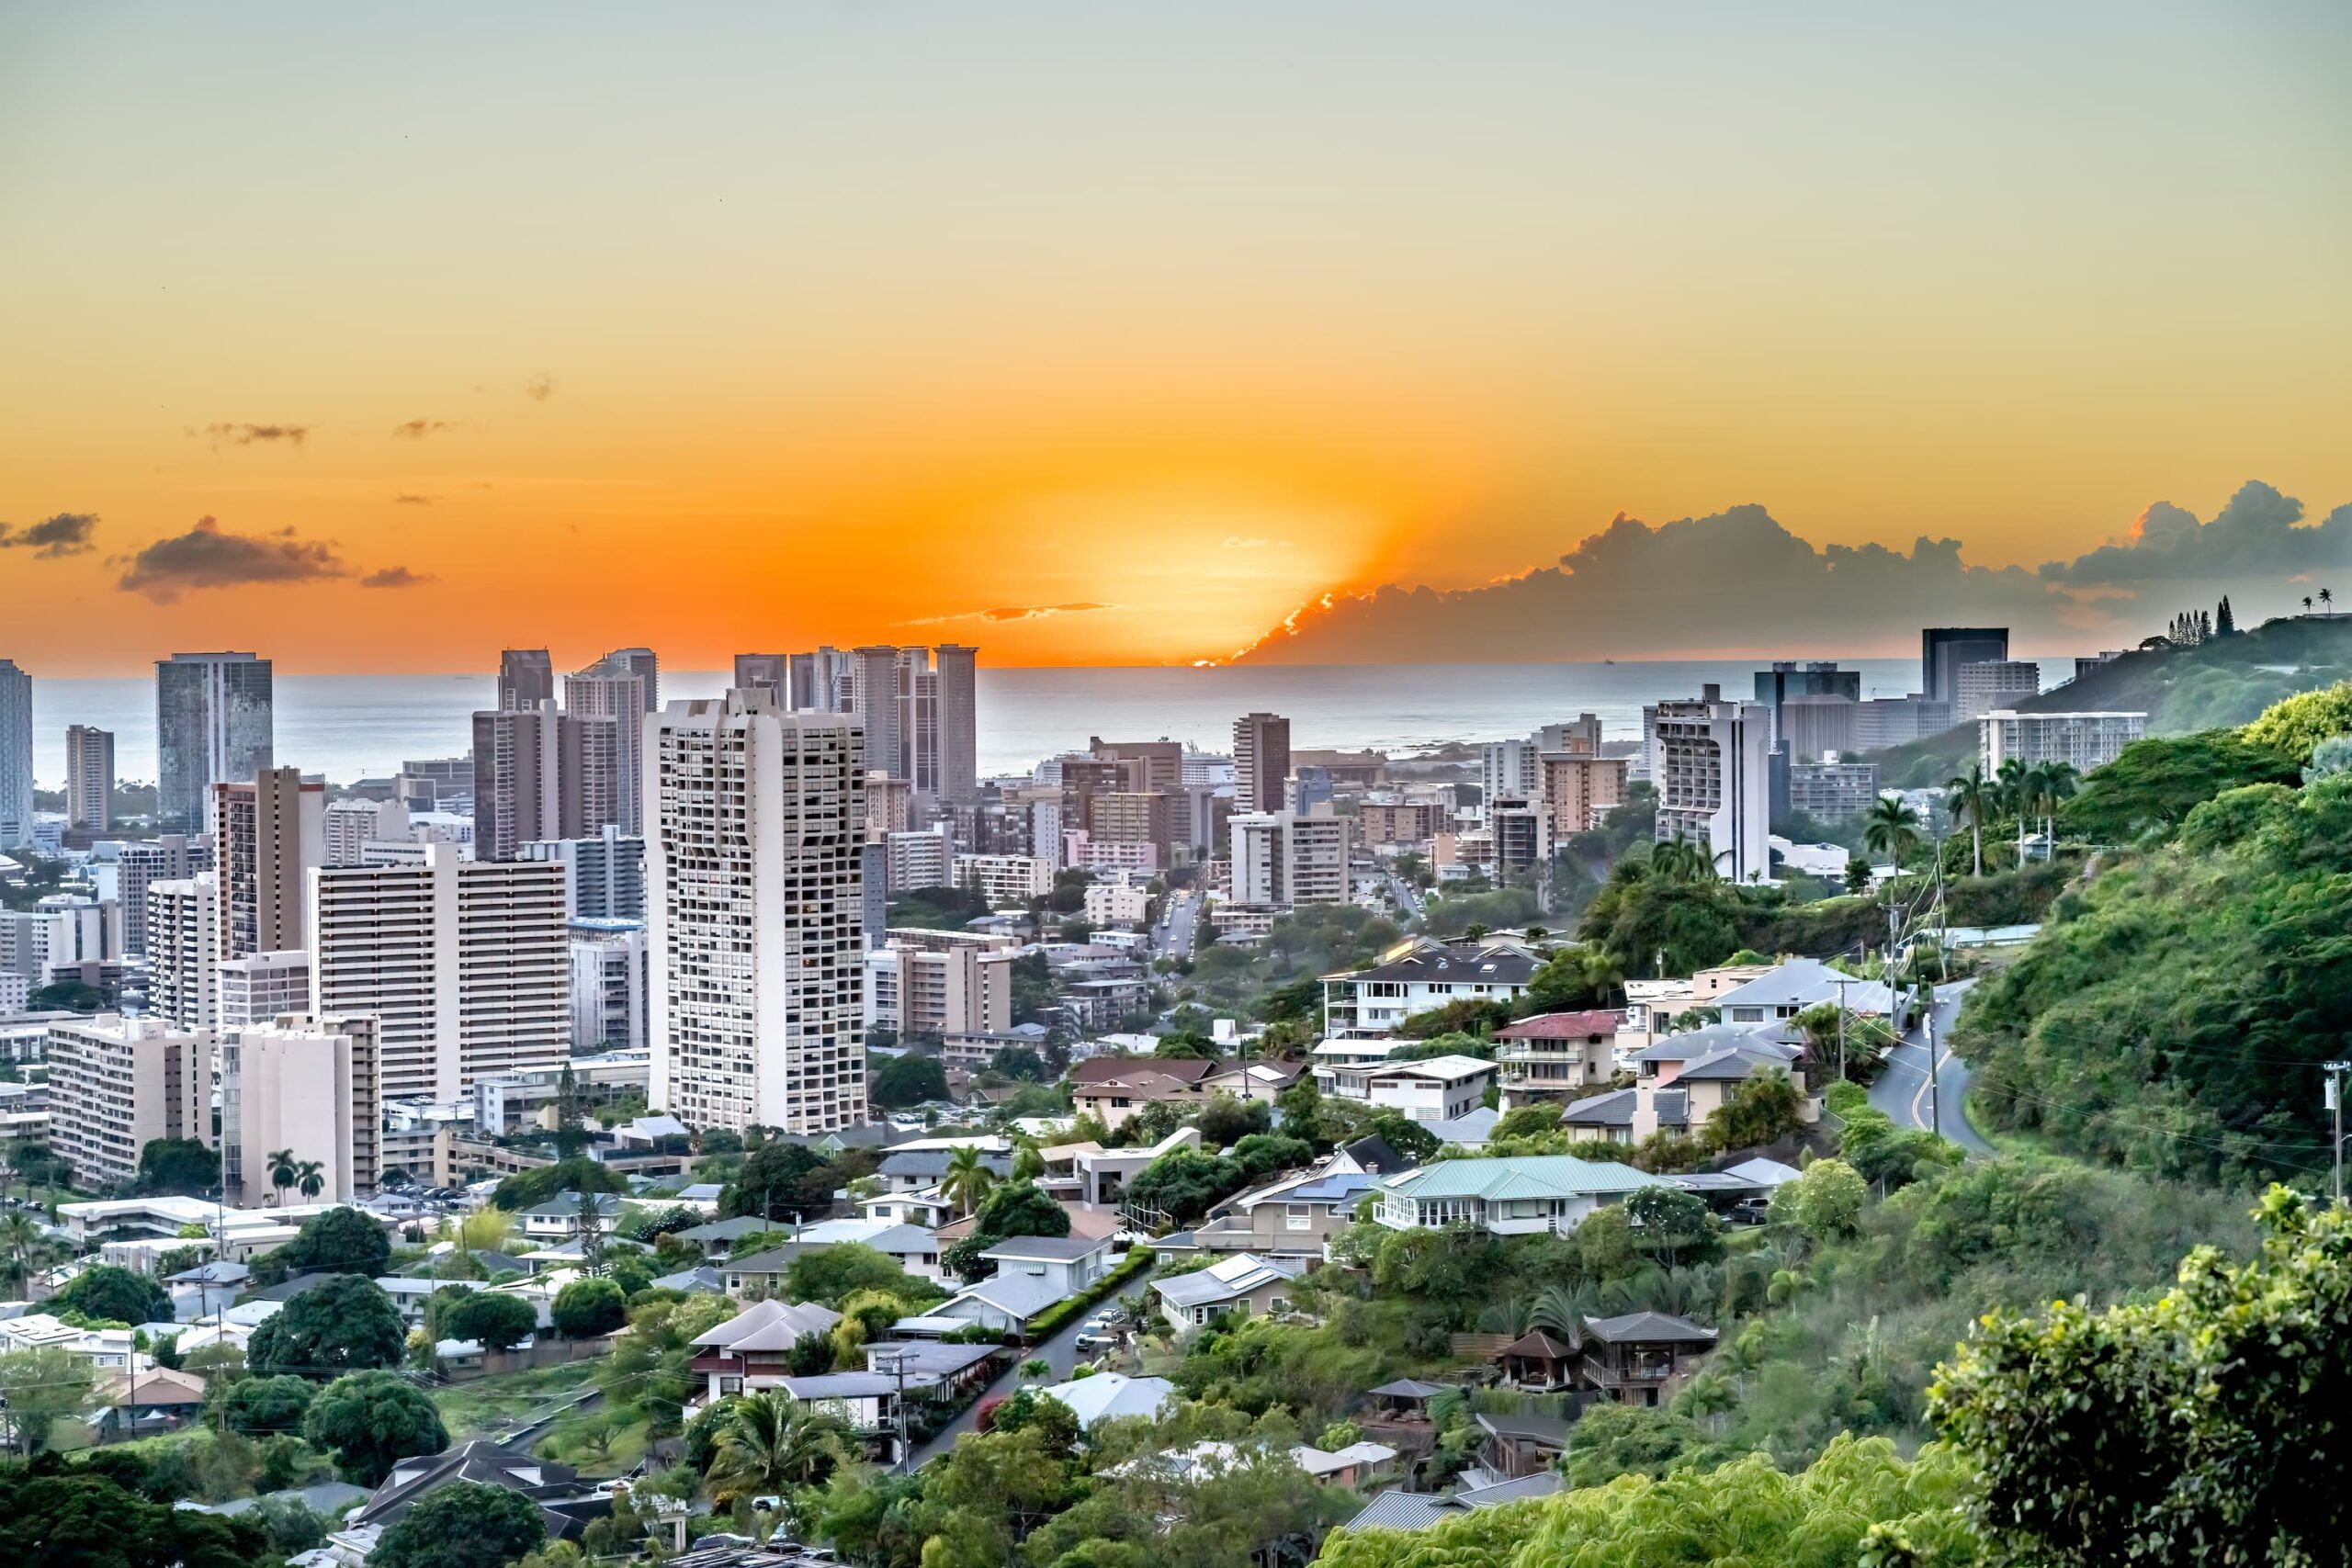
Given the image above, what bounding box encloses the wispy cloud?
[1221,536,1291,551]
[196,422,310,449]
[525,372,555,402]
[0,512,97,558]
[117,515,345,602]
[390,418,457,439]
[360,565,432,589]
[899,602,1114,626]
[390,493,435,506]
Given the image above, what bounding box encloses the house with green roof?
[1371,1154,1668,1235]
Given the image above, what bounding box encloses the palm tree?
[1997,759,2034,868]
[2037,761,2078,849]
[0,1213,37,1293]
[940,1145,998,1218]
[1864,796,1921,868]
[2305,595,2315,615]
[1579,946,1627,1007]
[265,1148,298,1207]
[1943,767,1995,878]
[1529,1281,1600,1335]
[2325,588,2335,616]
[706,1392,848,1504]
[295,1160,326,1201]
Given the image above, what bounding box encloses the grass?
[534,1408,650,1477]
[429,1361,603,1441]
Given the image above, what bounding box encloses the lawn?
[429,1362,604,1442]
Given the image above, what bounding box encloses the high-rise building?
[119,834,199,953]
[886,828,950,892]
[471,706,564,860]
[1953,660,2042,723]
[1089,739,1183,793]
[221,1013,381,1205]
[733,653,791,694]
[1788,756,1882,823]
[496,649,556,712]
[217,949,311,1029]
[156,652,273,830]
[1232,713,1291,818]
[146,874,221,1029]
[63,725,115,831]
[322,797,411,867]
[1753,661,1860,743]
[1776,694,1859,761]
[1922,628,2010,707]
[520,825,647,920]
[785,648,854,713]
[0,660,29,850]
[570,918,648,1052]
[1537,752,1630,849]
[564,660,650,834]
[46,1014,209,1190]
[864,933,1014,1038]
[1646,685,1771,884]
[1480,738,1540,806]
[1229,808,1352,908]
[648,690,866,1133]
[1088,791,1174,859]
[954,853,1055,905]
[934,644,978,807]
[1979,711,2148,774]
[593,647,661,711]
[1850,694,1955,750]
[214,767,325,959]
[309,842,569,1103]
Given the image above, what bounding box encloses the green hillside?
[1870,613,2352,788]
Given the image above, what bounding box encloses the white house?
[921,1272,1068,1337]
[977,1234,1116,1298]
[687,1298,842,1405]
[1710,959,1885,1028]
[1372,1155,1667,1236]
[1036,1371,1176,1429]
[1350,1055,1497,1123]
[1319,937,1543,1040]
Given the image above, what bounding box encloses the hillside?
[1870,613,2352,787]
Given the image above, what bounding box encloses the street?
[1866,978,1993,1156]
[1156,888,1199,960]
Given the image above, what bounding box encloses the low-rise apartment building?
[1493,1009,1625,1111]
[1321,937,1541,1040]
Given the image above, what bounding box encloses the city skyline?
[4,6,2349,671]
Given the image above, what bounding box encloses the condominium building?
[866,773,915,837]
[309,842,569,1103]
[496,649,556,712]
[1083,881,1151,926]
[1787,757,1881,823]
[864,933,1014,1038]
[1953,660,2042,723]
[1922,628,2009,707]
[886,828,950,893]
[647,690,867,1133]
[322,797,411,867]
[1089,738,1184,793]
[1357,799,1449,848]
[1088,791,1173,858]
[0,897,124,987]
[520,824,648,920]
[45,1014,208,1190]
[1479,739,1540,805]
[146,874,220,1029]
[955,853,1054,906]
[221,1013,382,1205]
[0,660,28,849]
[564,654,653,834]
[934,644,979,808]
[1230,808,1352,908]
[569,918,648,1052]
[1536,752,1629,850]
[1774,694,1858,761]
[214,767,325,959]
[773,647,855,713]
[217,949,311,1029]
[1645,686,1771,884]
[732,653,791,694]
[1979,711,2148,774]
[116,834,200,955]
[64,725,114,831]
[1850,694,1955,750]
[1232,713,1292,818]
[156,652,273,830]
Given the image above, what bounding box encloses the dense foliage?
[871,1053,950,1108]
[0,1461,264,1568]
[302,1371,450,1485]
[247,1275,406,1376]
[370,1478,546,1568]
[51,1261,173,1326]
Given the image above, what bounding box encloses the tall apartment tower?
[146,873,221,1028]
[593,647,661,711]
[1646,685,1771,884]
[564,661,649,834]
[213,767,325,959]
[119,834,199,954]
[64,726,114,831]
[472,705,564,860]
[733,654,791,694]
[0,660,35,849]
[648,690,867,1134]
[1232,712,1292,818]
[496,649,556,712]
[221,1012,382,1206]
[520,824,648,920]
[1922,628,2010,707]
[848,646,903,780]
[934,644,979,807]
[786,648,854,713]
[157,652,273,831]
[308,842,569,1103]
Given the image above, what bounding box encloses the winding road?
[1865,978,1995,1156]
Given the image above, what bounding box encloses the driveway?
[902,1261,1159,1469]
[1866,978,1993,1156]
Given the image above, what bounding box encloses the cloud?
[198,422,310,448]
[390,418,457,439]
[0,512,97,558]
[2040,480,2352,586]
[390,493,435,506]
[117,515,347,602]
[359,565,432,589]
[525,372,555,401]
[900,602,1114,626]
[1221,536,1291,551]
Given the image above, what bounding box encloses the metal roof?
[1383,1154,1668,1202]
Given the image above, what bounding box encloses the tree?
[2060,731,2299,841]
[0,1346,94,1454]
[787,1242,922,1307]
[1195,1091,1270,1147]
[940,1145,1000,1217]
[994,1046,1047,1081]
[1936,1185,2352,1565]
[1558,1402,1732,1487]
[1123,1147,1247,1226]
[445,1290,538,1352]
[1945,763,1996,878]
[0,1213,37,1293]
[553,1063,587,1160]
[1773,1157,1867,1239]
[871,1053,949,1110]
[218,1372,316,1435]
[370,1480,545,1568]
[0,1465,264,1566]
[303,1370,450,1485]
[266,1147,299,1207]
[706,1391,849,1504]
[1864,796,1921,867]
[1622,1185,1724,1270]
[272,1204,393,1278]
[723,1140,829,1222]
[136,1137,217,1197]
[295,1159,326,1201]
[51,1262,172,1326]
[550,1277,628,1339]
[1705,1070,1806,1151]
[248,1274,407,1375]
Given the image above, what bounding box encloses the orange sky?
[3,5,2349,672]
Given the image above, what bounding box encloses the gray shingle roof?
[978,1234,1109,1263]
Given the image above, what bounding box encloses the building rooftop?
[978,1234,1111,1264]
[1036,1371,1175,1428]
[1495,1010,1626,1041]
[1381,1154,1668,1203]
[1363,1055,1496,1085]
[1330,939,1542,988]
[1152,1252,1303,1309]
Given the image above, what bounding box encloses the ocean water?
[25,659,2077,787]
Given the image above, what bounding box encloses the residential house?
[1159,1168,1381,1263]
[515,1191,627,1245]
[1345,1473,1564,1533]
[876,1146,1012,1195]
[1069,1059,1216,1132]
[1558,1086,1680,1145]
[665,1215,777,1257]
[1710,958,1884,1027]
[1150,1252,1304,1330]
[1320,937,1543,1040]
[1035,1371,1175,1430]
[977,1234,1116,1297]
[93,1367,208,1439]
[723,1222,946,1295]
[1347,1055,1496,1123]
[1579,1311,1719,1407]
[1427,1107,1499,1149]
[1372,1155,1667,1235]
[1309,1036,1413,1096]
[687,1298,842,1403]
[1199,1059,1306,1107]
[351,1439,611,1542]
[919,1270,1069,1337]
[1290,1440,1401,1489]
[1493,1010,1625,1111]
[1476,1411,1572,1479]
[1037,1126,1203,1207]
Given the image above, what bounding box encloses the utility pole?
[1925,984,1941,1139]
[2329,1062,2349,1204]
[1834,978,1849,1084]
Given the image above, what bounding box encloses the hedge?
[1025,1247,1156,1343]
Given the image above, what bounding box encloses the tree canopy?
[247,1274,406,1376]
[51,1262,173,1327]
[270,1204,394,1278]
[870,1053,949,1109]
[303,1371,450,1485]
[134,1137,217,1197]
[444,1290,538,1352]
[370,1479,545,1568]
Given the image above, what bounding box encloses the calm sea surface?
[27,659,2077,787]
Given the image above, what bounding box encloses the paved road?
[1157,889,1199,960]
[1867,978,1994,1156]
[902,1263,1159,1470]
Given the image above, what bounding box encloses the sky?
[2,3,2348,672]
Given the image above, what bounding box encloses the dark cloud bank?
[117,516,424,603]
[0,513,97,557]
[1236,481,2352,663]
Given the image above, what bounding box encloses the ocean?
[24,658,2078,788]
